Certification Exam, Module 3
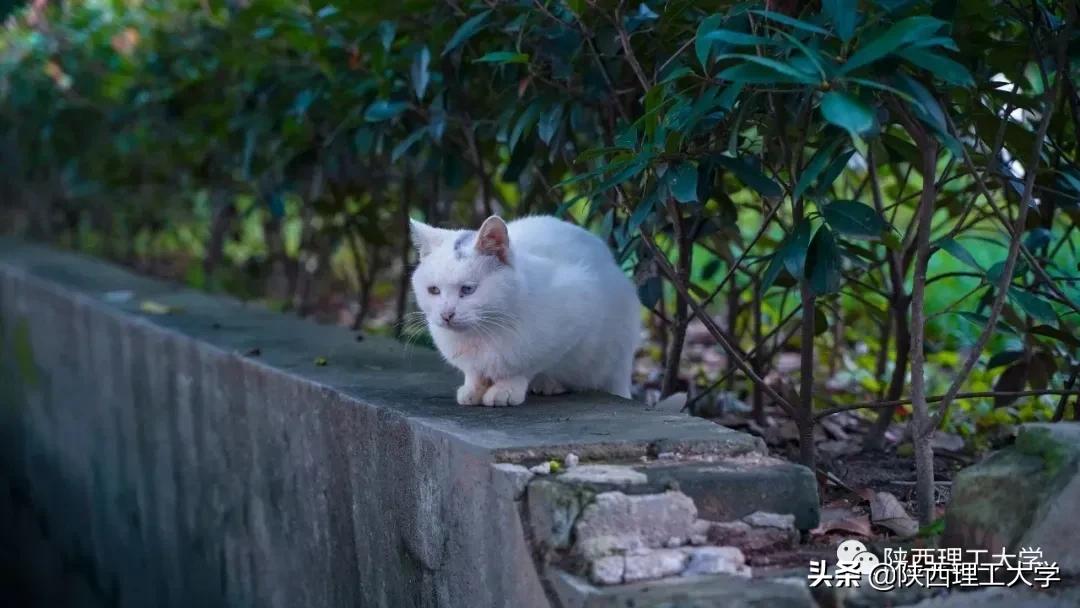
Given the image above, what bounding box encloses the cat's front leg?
[482,376,529,407]
[529,373,568,396]
[457,373,491,405]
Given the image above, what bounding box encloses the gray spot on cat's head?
[453,231,476,259]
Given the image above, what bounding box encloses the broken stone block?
[576,535,644,561]
[622,549,688,583]
[705,519,797,555]
[589,555,625,586]
[559,464,648,486]
[491,463,533,500]
[681,546,751,577]
[636,458,820,530]
[945,423,1080,575]
[527,479,591,551]
[742,510,796,530]
[574,491,697,553]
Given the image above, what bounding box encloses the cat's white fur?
[410,215,640,407]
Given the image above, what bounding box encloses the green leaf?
[391,128,426,162]
[783,220,815,277]
[695,14,726,68]
[898,48,973,86]
[774,30,826,78]
[814,306,830,336]
[592,158,649,195]
[716,62,810,85]
[820,92,876,137]
[1008,288,1058,322]
[614,125,639,150]
[509,101,542,151]
[411,47,431,99]
[714,54,818,84]
[994,363,1027,406]
[911,36,959,52]
[840,16,946,74]
[712,155,783,198]
[474,51,530,64]
[599,209,614,241]
[538,103,564,145]
[794,139,842,199]
[628,188,659,233]
[443,10,492,56]
[638,276,663,309]
[987,260,1027,284]
[807,226,842,295]
[702,258,722,280]
[761,253,786,293]
[822,200,887,237]
[703,29,784,47]
[957,312,1017,334]
[936,238,983,272]
[810,149,857,198]
[822,0,858,41]
[751,10,831,36]
[378,20,396,51]
[1031,324,1080,348]
[668,162,698,203]
[364,100,407,122]
[987,350,1024,370]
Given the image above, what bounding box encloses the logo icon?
[836,539,880,577]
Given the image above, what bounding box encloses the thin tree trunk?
[203,192,234,289]
[662,202,691,397]
[751,278,765,426]
[798,282,816,470]
[725,282,740,392]
[908,137,939,525]
[865,298,911,450]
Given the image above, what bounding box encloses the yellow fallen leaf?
[139,300,174,315]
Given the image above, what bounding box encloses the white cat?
[409,215,641,406]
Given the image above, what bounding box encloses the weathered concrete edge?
[0,239,766,463]
[0,240,774,608]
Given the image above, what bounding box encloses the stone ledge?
[0,240,786,608]
[0,240,763,463]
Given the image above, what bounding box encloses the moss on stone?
[12,318,39,389]
[1015,425,1077,479]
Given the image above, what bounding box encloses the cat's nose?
[441,311,455,324]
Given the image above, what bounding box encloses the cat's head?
[410,215,519,332]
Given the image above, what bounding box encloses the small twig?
[638,228,796,415]
[814,389,1080,421]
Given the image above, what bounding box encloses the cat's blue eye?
[459,284,476,297]
[427,286,440,295]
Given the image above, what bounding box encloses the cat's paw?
[482,378,528,407]
[456,384,485,405]
[529,375,568,396]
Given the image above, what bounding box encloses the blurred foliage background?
[1,0,1078,522]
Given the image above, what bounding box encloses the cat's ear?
[475,216,510,264]
[410,219,450,258]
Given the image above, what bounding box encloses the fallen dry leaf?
[855,487,876,503]
[869,491,919,538]
[811,507,872,537]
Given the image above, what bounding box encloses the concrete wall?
[0,242,767,608]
